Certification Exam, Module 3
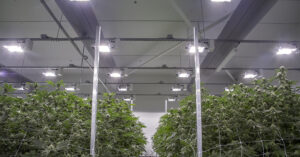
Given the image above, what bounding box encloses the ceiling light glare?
[123,98,132,102]
[109,72,122,78]
[69,0,90,1]
[276,47,297,55]
[118,86,128,92]
[3,45,24,53]
[65,87,78,91]
[0,71,5,77]
[99,45,111,53]
[225,87,233,92]
[211,0,231,2]
[244,72,257,79]
[168,97,176,102]
[189,46,205,53]
[42,71,56,77]
[178,72,190,78]
[15,86,25,91]
[171,87,182,92]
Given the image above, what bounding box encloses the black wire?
[56,14,63,39]
[79,46,85,84]
[200,0,205,39]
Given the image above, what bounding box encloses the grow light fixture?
[3,45,24,53]
[65,87,79,92]
[167,97,176,102]
[225,87,233,92]
[276,47,297,55]
[118,85,128,92]
[177,71,190,78]
[0,71,5,77]
[188,45,205,53]
[69,0,90,1]
[211,0,231,2]
[171,86,182,92]
[109,72,122,78]
[42,71,56,77]
[123,97,132,102]
[243,72,257,79]
[14,86,25,91]
[99,45,111,53]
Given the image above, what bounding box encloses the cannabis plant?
[153,67,300,157]
[0,81,146,157]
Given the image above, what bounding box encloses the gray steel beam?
[2,66,300,71]
[201,0,278,68]
[40,0,92,67]
[3,82,252,86]
[0,64,32,83]
[1,37,299,44]
[54,0,116,67]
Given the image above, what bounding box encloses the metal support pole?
[165,99,168,113]
[90,26,101,157]
[130,99,134,111]
[194,27,203,157]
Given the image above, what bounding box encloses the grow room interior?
[1,0,300,156]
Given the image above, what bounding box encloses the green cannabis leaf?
[153,67,300,157]
[0,82,146,157]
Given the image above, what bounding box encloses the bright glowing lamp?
[244,72,257,79]
[225,87,233,92]
[178,72,190,78]
[3,45,24,53]
[99,45,111,53]
[171,87,182,92]
[65,87,77,91]
[276,48,297,55]
[42,71,56,77]
[15,86,25,91]
[123,98,132,102]
[118,86,128,92]
[211,0,231,2]
[189,46,205,53]
[69,0,90,1]
[110,72,122,78]
[168,98,176,102]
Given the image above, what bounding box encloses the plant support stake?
[90,26,101,156]
[130,99,134,111]
[194,27,203,157]
[165,99,168,113]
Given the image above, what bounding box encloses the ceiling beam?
[201,0,278,69]
[1,66,300,71]
[54,0,116,67]
[0,64,32,83]
[124,13,231,76]
[215,48,237,72]
[1,37,299,44]
[168,0,192,28]
[225,70,238,82]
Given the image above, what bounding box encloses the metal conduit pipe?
[1,37,299,44]
[2,82,253,86]
[40,0,109,92]
[1,66,300,71]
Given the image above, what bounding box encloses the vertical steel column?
[194,27,203,157]
[90,26,101,157]
[130,99,134,111]
[165,99,168,113]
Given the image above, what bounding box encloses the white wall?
[134,112,165,156]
